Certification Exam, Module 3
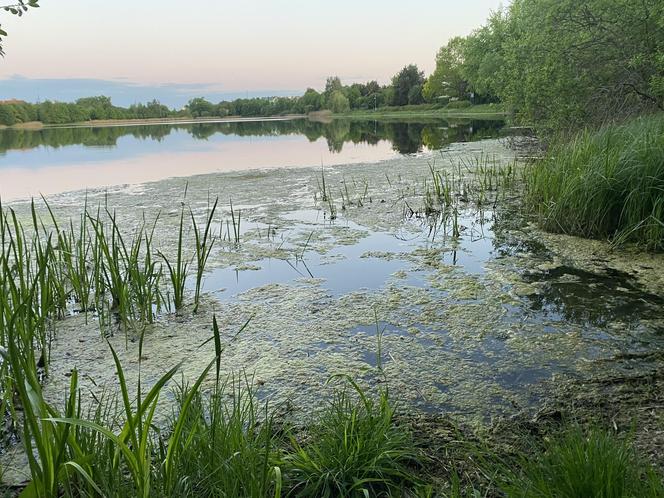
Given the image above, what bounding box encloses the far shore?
[0,104,508,131]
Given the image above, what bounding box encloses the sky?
[0,0,504,107]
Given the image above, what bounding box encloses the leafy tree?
[298,88,323,113]
[470,0,664,129]
[461,10,510,100]
[390,65,425,106]
[324,76,343,99]
[327,90,350,113]
[0,0,39,56]
[423,37,468,102]
[0,104,16,125]
[186,98,215,118]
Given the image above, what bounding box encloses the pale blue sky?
[0,0,505,105]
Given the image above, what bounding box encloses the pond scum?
[1,147,663,496]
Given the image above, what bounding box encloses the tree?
[0,104,16,125]
[390,65,425,106]
[298,88,322,113]
[327,90,350,113]
[423,37,468,102]
[186,98,214,118]
[477,0,664,130]
[0,0,39,56]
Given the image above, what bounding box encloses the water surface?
[0,117,504,200]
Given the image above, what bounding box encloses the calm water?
[0,117,504,200]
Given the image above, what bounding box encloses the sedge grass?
[499,425,664,498]
[191,196,218,313]
[283,375,420,497]
[526,114,664,251]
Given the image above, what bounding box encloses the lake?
[0,116,504,201]
[1,116,662,424]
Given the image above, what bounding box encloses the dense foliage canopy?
[426,0,664,130]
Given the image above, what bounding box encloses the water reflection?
[0,117,504,157]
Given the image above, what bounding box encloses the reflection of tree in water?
[523,266,664,328]
[0,118,504,155]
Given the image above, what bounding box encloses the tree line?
[2,0,661,130]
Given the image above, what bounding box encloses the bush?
[526,113,664,251]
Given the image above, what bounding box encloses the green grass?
[282,376,421,497]
[335,103,507,120]
[499,425,664,498]
[526,113,664,251]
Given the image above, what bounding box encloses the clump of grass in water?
[160,202,189,312]
[283,375,420,497]
[191,196,218,312]
[526,114,664,251]
[499,425,664,498]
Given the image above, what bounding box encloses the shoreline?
[0,105,508,131]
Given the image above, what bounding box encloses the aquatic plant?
[191,196,218,312]
[160,204,190,312]
[526,114,664,251]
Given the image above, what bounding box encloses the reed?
[191,197,218,313]
[526,114,664,251]
[160,205,189,312]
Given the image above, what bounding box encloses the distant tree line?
[0,96,186,126]
[0,66,432,126]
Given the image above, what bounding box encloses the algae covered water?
[2,117,663,418]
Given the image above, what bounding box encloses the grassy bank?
[335,103,508,120]
[526,113,664,251]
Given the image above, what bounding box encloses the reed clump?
[526,113,664,251]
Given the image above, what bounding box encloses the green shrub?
[526,114,664,250]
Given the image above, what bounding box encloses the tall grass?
[499,425,664,498]
[283,376,420,497]
[191,197,218,313]
[161,376,282,497]
[160,205,189,312]
[526,114,664,250]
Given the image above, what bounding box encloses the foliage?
[461,0,664,130]
[499,425,664,498]
[526,113,664,251]
[0,0,39,56]
[327,90,350,113]
[282,377,420,497]
[391,64,426,106]
[423,37,468,102]
[0,96,185,126]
